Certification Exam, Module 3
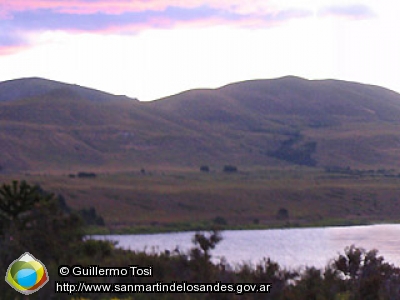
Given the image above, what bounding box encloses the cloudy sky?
[0,0,399,101]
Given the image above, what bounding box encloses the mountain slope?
[151,76,400,124]
[0,79,204,171]
[146,76,400,169]
[1,76,400,173]
[0,77,134,103]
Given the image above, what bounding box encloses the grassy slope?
[0,88,207,172]
[2,76,400,172]
[147,76,400,170]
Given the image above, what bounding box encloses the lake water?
[92,224,400,270]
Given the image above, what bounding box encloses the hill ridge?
[0,77,137,103]
[2,76,400,172]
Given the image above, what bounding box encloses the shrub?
[213,216,227,226]
[79,207,105,226]
[223,165,238,173]
[200,165,210,172]
[277,208,289,220]
[77,172,97,178]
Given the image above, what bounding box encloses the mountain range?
[1,76,400,173]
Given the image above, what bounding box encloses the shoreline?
[84,218,400,235]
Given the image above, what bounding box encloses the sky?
[1,0,399,101]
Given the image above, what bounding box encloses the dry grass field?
[3,167,400,233]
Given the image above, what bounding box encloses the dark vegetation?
[57,194,105,226]
[267,133,317,167]
[79,207,105,226]
[77,172,97,178]
[1,181,400,299]
[213,216,228,226]
[223,165,238,173]
[200,165,210,172]
[276,208,289,220]
[325,166,400,178]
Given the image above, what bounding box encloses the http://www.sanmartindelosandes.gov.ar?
[5,252,49,295]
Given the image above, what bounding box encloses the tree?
[0,180,53,232]
[0,180,84,298]
[191,230,222,261]
[330,245,400,300]
[0,180,83,257]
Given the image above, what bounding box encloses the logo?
[5,252,49,295]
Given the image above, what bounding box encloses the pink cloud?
[0,44,30,55]
[79,8,309,36]
[0,0,310,55]
[2,1,310,34]
[1,0,276,16]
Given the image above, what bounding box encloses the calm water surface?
[92,224,400,269]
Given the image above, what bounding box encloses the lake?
[92,224,400,269]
